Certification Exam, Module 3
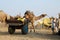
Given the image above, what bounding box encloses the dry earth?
[0,23,60,40]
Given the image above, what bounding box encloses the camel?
[24,11,47,32]
[13,15,21,19]
[0,10,21,23]
[0,10,15,23]
[0,10,7,23]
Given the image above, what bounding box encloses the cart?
[6,19,28,35]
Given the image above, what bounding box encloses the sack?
[17,18,25,22]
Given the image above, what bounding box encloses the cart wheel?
[8,26,15,34]
[21,24,28,34]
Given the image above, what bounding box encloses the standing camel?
[24,11,47,32]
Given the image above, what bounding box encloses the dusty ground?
[0,23,60,40]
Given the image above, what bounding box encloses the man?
[51,17,55,34]
[55,18,59,33]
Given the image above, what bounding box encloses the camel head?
[24,11,34,19]
[36,14,47,20]
[41,14,47,17]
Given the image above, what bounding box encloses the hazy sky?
[0,0,60,17]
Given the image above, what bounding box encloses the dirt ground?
[0,23,60,40]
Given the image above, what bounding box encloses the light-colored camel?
[0,10,21,23]
[0,10,14,23]
[0,10,7,22]
[24,11,47,32]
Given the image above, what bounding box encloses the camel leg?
[30,28,32,32]
[32,23,35,32]
[29,23,33,32]
[29,22,35,32]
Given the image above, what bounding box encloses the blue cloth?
[51,20,55,31]
[52,20,54,28]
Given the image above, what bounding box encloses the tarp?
[43,18,51,26]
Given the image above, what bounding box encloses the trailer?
[6,18,28,35]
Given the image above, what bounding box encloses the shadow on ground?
[0,31,22,35]
[0,30,60,40]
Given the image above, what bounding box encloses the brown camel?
[24,11,47,32]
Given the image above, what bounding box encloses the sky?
[0,0,60,17]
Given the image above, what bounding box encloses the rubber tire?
[21,24,28,35]
[8,26,15,34]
